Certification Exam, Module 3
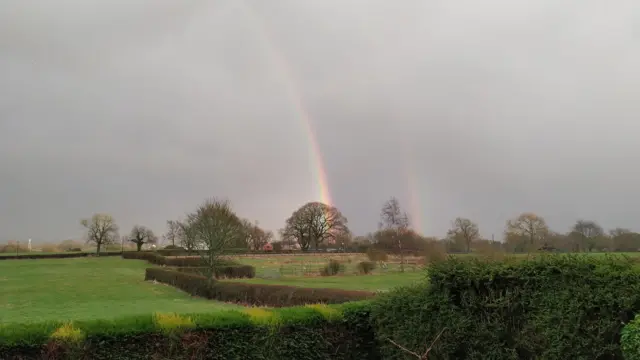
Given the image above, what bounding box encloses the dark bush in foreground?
[357,261,376,274]
[0,302,379,360]
[146,268,375,307]
[372,254,640,360]
[622,314,640,359]
[176,265,255,279]
[320,259,345,276]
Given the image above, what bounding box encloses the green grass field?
[0,257,239,324]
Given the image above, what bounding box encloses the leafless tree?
[175,217,199,255]
[80,214,119,255]
[446,217,480,253]
[505,212,549,248]
[129,225,158,251]
[190,198,245,280]
[242,219,273,251]
[570,219,604,252]
[380,197,410,272]
[165,220,181,247]
[282,202,349,251]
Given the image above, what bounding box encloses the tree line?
[78,197,640,258]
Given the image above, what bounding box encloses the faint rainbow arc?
[403,144,424,235]
[240,2,333,207]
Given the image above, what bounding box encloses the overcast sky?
[2,0,640,243]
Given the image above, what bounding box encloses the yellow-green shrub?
[305,303,342,321]
[243,307,280,328]
[153,313,195,335]
[50,323,84,344]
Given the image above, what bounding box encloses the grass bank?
[0,257,239,323]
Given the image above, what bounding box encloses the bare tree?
[80,214,119,255]
[164,220,180,247]
[570,220,604,252]
[176,217,199,255]
[380,197,410,272]
[282,202,349,251]
[242,219,273,251]
[446,217,480,253]
[190,198,245,281]
[610,228,640,252]
[505,212,549,249]
[129,225,158,251]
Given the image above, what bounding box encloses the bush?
[146,268,375,307]
[0,302,380,360]
[366,248,388,262]
[320,259,345,276]
[356,261,376,274]
[622,314,640,360]
[371,254,640,360]
[122,251,165,264]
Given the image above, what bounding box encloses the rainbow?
[403,144,424,235]
[241,2,334,207]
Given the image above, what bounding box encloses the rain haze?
[1,0,640,243]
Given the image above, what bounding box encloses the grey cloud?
[2,0,640,242]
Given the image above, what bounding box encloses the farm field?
[222,253,425,291]
[232,253,424,276]
[223,272,423,291]
[0,257,240,324]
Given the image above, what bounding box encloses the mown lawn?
[0,257,239,324]
[223,271,425,291]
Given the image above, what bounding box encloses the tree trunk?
[398,237,404,273]
[96,242,101,256]
[136,243,142,251]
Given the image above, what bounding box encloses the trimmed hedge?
[146,268,375,307]
[122,252,249,276]
[0,302,380,360]
[0,251,124,260]
[122,251,207,266]
[372,254,640,360]
[176,265,256,278]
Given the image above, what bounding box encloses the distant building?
[262,243,274,251]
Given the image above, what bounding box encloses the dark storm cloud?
[1,0,640,242]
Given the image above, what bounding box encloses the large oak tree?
[282,202,349,251]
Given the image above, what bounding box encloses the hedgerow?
[371,254,640,360]
[0,302,380,360]
[146,268,375,307]
[122,251,239,266]
[0,251,124,261]
[176,265,255,278]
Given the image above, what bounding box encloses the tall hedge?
[0,302,380,360]
[146,268,375,307]
[371,254,640,360]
